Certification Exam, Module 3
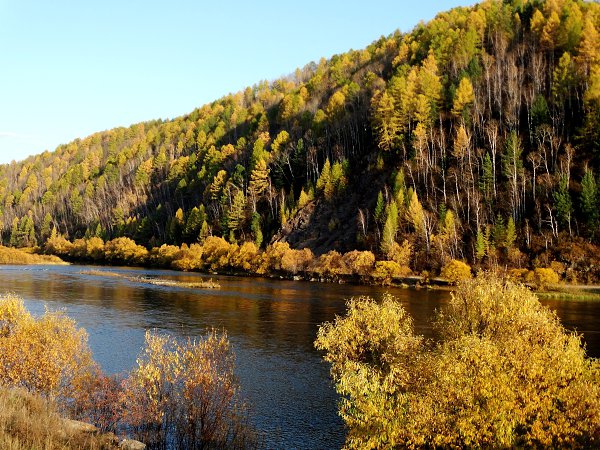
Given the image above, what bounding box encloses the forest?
[1,0,600,282]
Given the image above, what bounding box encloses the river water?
[1,264,599,449]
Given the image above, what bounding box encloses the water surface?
[1,264,599,449]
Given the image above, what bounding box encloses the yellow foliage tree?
[316,274,600,448]
[0,295,94,399]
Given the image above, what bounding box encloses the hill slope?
[1,0,600,278]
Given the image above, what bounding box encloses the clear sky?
[0,0,474,165]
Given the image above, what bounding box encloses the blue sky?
[0,1,474,164]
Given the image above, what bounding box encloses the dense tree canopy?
[2,0,600,279]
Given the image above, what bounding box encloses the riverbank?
[0,245,66,265]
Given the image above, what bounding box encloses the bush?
[0,295,94,399]
[342,251,375,277]
[104,237,149,265]
[149,244,182,268]
[122,330,257,449]
[440,259,472,284]
[229,241,260,272]
[280,247,314,275]
[371,260,411,285]
[507,268,529,282]
[258,242,290,274]
[201,236,232,271]
[316,274,600,448]
[311,251,349,279]
[532,267,560,290]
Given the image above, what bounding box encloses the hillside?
[2,0,600,279]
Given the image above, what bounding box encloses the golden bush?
[316,274,600,448]
[0,295,94,399]
[311,251,349,279]
[532,267,560,289]
[122,330,257,449]
[85,237,105,261]
[229,241,259,272]
[104,237,149,265]
[258,242,290,274]
[371,260,411,285]
[507,268,529,282]
[440,259,472,284]
[387,240,412,267]
[281,247,314,275]
[149,244,182,268]
[44,233,73,256]
[170,243,203,271]
[201,236,232,271]
[342,250,375,277]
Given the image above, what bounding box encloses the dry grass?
[0,246,66,265]
[0,388,117,449]
[80,270,220,289]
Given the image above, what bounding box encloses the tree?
[380,200,399,257]
[371,90,399,151]
[227,190,246,239]
[41,213,53,243]
[315,274,600,449]
[505,216,516,250]
[250,212,263,248]
[476,227,486,261]
[502,131,524,219]
[580,168,598,236]
[452,76,475,120]
[554,173,573,235]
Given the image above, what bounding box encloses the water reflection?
[0,264,599,449]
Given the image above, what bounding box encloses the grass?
[0,388,117,449]
[0,246,66,265]
[80,270,221,289]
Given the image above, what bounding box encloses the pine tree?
[374,191,385,225]
[251,212,263,248]
[41,213,53,242]
[480,153,494,199]
[505,216,516,250]
[381,200,399,257]
[554,173,573,235]
[580,168,598,236]
[9,217,20,247]
[476,227,486,261]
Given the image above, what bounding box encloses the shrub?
[227,241,260,272]
[171,243,203,271]
[0,295,94,399]
[122,330,258,449]
[371,260,411,285]
[258,242,290,274]
[507,268,529,282]
[149,244,182,268]
[440,259,472,284]
[533,267,560,290]
[44,233,73,256]
[311,251,349,279]
[342,250,375,277]
[201,236,232,271]
[104,237,149,265]
[316,274,600,448]
[387,240,412,267]
[280,247,314,275]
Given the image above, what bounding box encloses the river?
[1,264,599,449]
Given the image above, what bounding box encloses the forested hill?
[2,0,600,278]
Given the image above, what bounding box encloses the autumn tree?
[316,274,600,448]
